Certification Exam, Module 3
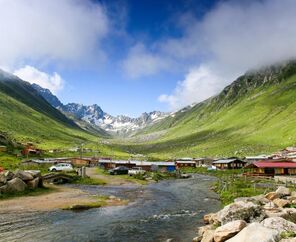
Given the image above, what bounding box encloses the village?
[12,144,296,180]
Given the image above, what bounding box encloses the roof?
[176,160,196,164]
[249,161,296,168]
[213,159,245,164]
[245,155,270,160]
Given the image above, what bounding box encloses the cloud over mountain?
[0,0,109,68]
[123,0,296,110]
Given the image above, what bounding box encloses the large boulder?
[14,170,34,181]
[201,230,215,242]
[213,220,247,242]
[276,186,291,197]
[27,177,40,189]
[25,170,41,178]
[198,225,214,237]
[0,184,8,193]
[266,208,296,223]
[4,171,14,180]
[0,173,7,186]
[6,178,27,193]
[216,201,265,225]
[273,198,290,208]
[261,217,296,233]
[280,239,296,242]
[265,192,280,201]
[226,222,280,242]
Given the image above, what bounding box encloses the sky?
[2,0,296,117]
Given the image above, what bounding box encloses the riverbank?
[0,184,128,212]
[194,186,296,242]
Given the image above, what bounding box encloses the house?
[71,158,97,167]
[0,145,7,152]
[245,160,296,176]
[98,159,176,172]
[175,159,196,169]
[212,158,246,169]
[194,158,214,167]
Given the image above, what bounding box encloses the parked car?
[128,167,145,176]
[109,166,129,175]
[49,163,74,172]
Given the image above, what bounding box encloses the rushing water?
[0,174,220,242]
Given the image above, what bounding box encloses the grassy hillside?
[116,61,296,159]
[0,71,128,159]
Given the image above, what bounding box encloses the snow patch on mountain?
[32,83,169,135]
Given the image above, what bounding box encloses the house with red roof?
[246,160,296,176]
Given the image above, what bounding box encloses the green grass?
[114,64,296,159]
[181,167,278,205]
[71,176,106,185]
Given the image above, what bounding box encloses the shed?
[212,158,246,169]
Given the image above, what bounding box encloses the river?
[0,174,220,242]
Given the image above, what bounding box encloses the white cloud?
[141,0,296,110]
[122,43,171,79]
[159,66,222,110]
[0,0,109,67]
[14,65,64,94]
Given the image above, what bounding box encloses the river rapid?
[0,174,220,242]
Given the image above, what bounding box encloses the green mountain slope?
[0,71,105,150]
[120,61,296,159]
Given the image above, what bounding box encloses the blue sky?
[58,0,218,117]
[2,0,296,117]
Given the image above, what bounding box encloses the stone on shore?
[261,217,296,233]
[265,192,280,201]
[226,222,280,242]
[4,171,14,180]
[6,178,27,193]
[27,177,40,189]
[216,201,265,225]
[201,230,215,242]
[0,173,7,186]
[265,208,296,223]
[14,170,34,181]
[213,220,247,242]
[276,186,291,197]
[273,198,290,208]
[280,239,296,242]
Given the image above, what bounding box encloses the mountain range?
[1,60,296,159]
[32,83,169,135]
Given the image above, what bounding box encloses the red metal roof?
[252,161,296,168]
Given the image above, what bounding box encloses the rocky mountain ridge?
[32,84,169,135]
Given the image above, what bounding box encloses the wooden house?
[175,159,196,169]
[212,158,246,169]
[246,161,296,176]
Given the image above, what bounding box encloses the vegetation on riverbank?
[181,167,296,205]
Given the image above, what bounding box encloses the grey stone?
[216,201,265,225]
[213,220,247,242]
[261,217,296,233]
[276,186,291,197]
[6,177,27,193]
[14,170,34,181]
[27,177,40,189]
[226,222,280,242]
